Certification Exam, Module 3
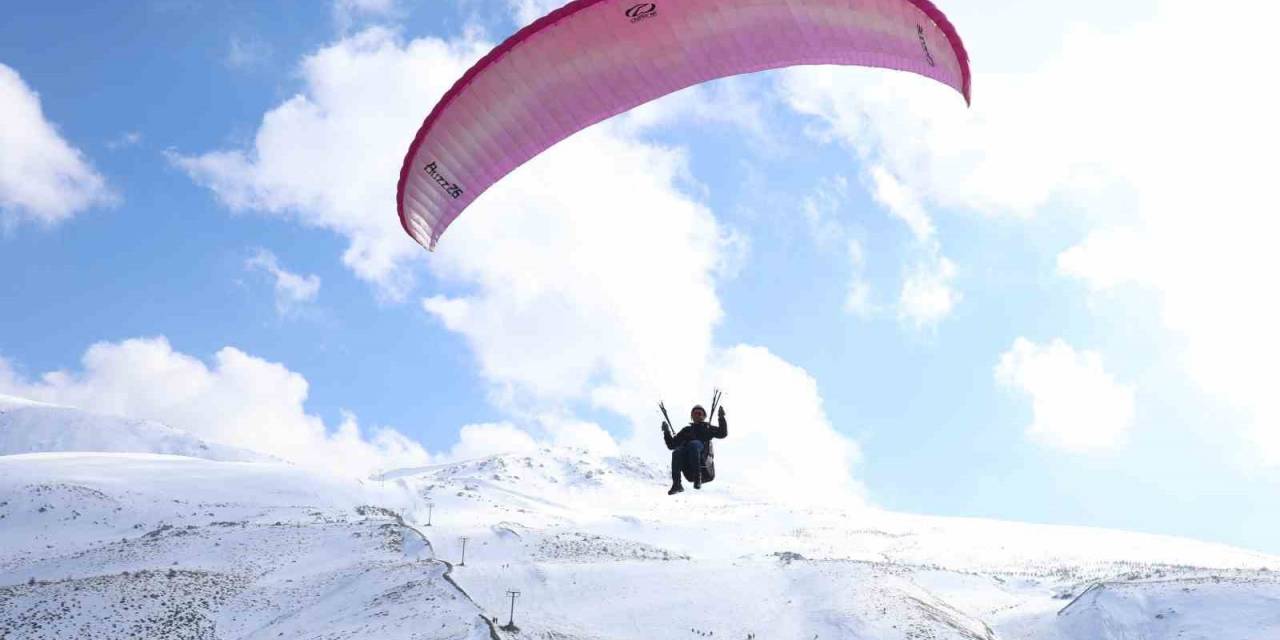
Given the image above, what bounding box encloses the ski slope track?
[1,398,1278,638]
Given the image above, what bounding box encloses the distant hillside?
[3,412,1278,638]
[0,452,484,638]
[379,448,1280,639]
[0,394,271,462]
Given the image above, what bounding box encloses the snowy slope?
[0,394,270,462]
[0,453,495,640]
[382,448,1280,640]
[3,436,1278,639]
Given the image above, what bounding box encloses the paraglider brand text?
[916,25,936,66]
[424,161,464,199]
[626,3,657,23]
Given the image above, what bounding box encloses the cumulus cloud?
[996,338,1135,452]
[702,346,863,500]
[416,118,860,500]
[0,63,115,229]
[1056,227,1157,293]
[421,123,723,410]
[1054,4,1280,464]
[423,347,864,502]
[544,418,621,456]
[1042,2,1280,463]
[172,28,490,298]
[0,337,429,476]
[245,248,321,316]
[1058,216,1280,462]
[442,422,542,461]
[176,15,868,500]
[439,416,622,462]
[778,41,1094,219]
[898,255,959,330]
[782,0,1280,462]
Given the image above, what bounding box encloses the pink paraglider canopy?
[398,0,970,251]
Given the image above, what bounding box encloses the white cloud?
[416,119,861,501]
[177,16,867,501]
[392,40,860,501]
[440,416,622,462]
[245,248,322,316]
[1050,3,1280,464]
[801,175,852,251]
[507,0,560,26]
[0,63,115,229]
[898,254,959,330]
[798,177,878,319]
[227,34,273,69]
[617,77,772,143]
[443,422,542,461]
[420,123,723,410]
[870,166,960,329]
[1056,227,1157,293]
[337,0,397,11]
[869,165,935,243]
[844,239,873,317]
[0,337,429,476]
[1058,218,1280,462]
[418,344,867,502]
[782,0,1280,462]
[106,131,142,150]
[792,151,961,330]
[333,0,401,31]
[996,338,1135,453]
[778,37,1100,220]
[545,417,621,456]
[701,346,864,500]
[172,28,491,299]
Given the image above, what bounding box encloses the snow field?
[0,453,489,639]
[3,401,1280,640]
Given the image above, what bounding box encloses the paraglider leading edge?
[396,0,972,251]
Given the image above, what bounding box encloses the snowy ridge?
[2,441,1278,638]
[0,396,271,462]
[385,448,1280,639]
[0,394,60,410]
[0,453,493,639]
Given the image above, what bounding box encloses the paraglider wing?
[398,0,971,250]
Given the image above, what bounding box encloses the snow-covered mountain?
[0,394,270,462]
[0,452,489,639]
[2,405,1278,639]
[382,448,1280,639]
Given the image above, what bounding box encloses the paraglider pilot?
[663,404,727,495]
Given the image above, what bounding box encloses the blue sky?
[2,0,1278,553]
